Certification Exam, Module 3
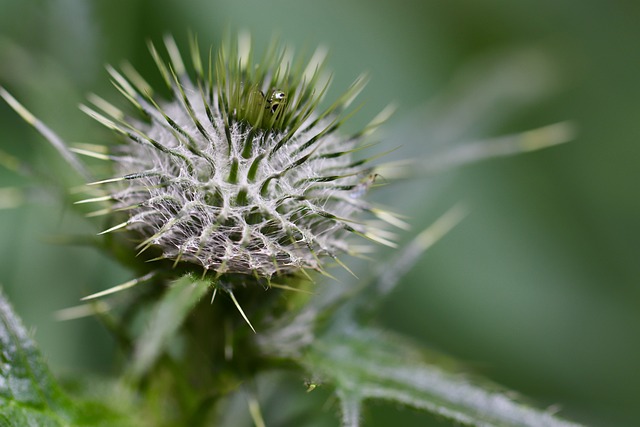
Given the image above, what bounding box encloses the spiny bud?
[79,35,397,280]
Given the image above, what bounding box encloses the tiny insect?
[350,172,381,199]
[266,89,286,114]
[304,380,319,392]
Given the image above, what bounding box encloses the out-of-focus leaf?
[0,288,71,426]
[377,122,575,180]
[129,274,211,378]
[353,204,467,312]
[63,378,148,427]
[416,49,559,148]
[0,187,23,210]
[304,324,583,427]
[0,288,145,427]
[0,87,91,181]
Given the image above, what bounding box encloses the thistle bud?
[81,35,394,281]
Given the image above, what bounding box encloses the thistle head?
[82,34,394,280]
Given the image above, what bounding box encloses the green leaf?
[0,288,147,427]
[0,288,71,426]
[129,274,211,378]
[63,378,149,427]
[303,325,583,427]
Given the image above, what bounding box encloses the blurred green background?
[1,0,640,425]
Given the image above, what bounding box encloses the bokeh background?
[1,0,640,425]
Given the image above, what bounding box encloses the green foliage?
[129,275,211,379]
[0,289,142,427]
[0,216,584,426]
[0,287,71,426]
[304,325,580,427]
[255,213,583,427]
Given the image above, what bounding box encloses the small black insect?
[265,89,286,114]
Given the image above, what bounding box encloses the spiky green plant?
[0,34,580,427]
[75,35,398,306]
